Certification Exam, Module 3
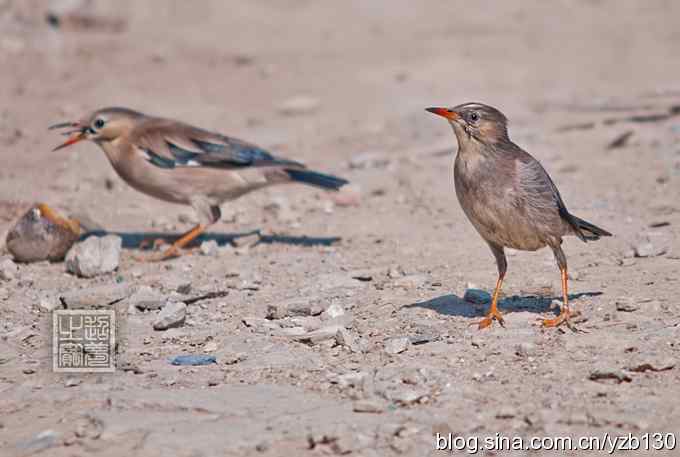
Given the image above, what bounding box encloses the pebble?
[60,284,134,309]
[515,342,536,357]
[199,240,219,256]
[231,233,260,248]
[65,235,122,278]
[203,341,218,352]
[64,377,81,387]
[631,233,667,258]
[335,328,362,353]
[169,354,216,366]
[0,257,18,281]
[353,399,384,413]
[291,325,346,344]
[153,301,187,330]
[463,288,491,304]
[384,336,410,355]
[6,204,80,262]
[615,299,639,313]
[323,303,346,319]
[16,429,59,454]
[128,286,166,311]
[276,95,320,116]
[589,368,632,383]
[266,298,324,319]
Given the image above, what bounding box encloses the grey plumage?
[427,102,611,329]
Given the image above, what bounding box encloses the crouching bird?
[426,103,611,329]
[50,107,348,260]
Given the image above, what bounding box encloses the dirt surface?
[1,1,680,456]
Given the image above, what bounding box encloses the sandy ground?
[1,1,680,456]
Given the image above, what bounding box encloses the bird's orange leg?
[474,273,505,330]
[136,224,206,261]
[541,267,578,327]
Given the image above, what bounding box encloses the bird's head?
[50,107,144,151]
[426,102,509,146]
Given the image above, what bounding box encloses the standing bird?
[426,103,611,329]
[50,107,348,260]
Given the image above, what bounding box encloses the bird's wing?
[131,118,305,170]
[515,150,588,241]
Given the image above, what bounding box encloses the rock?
[199,240,219,256]
[348,152,391,170]
[0,257,18,281]
[277,95,320,116]
[39,297,61,312]
[632,233,667,258]
[353,399,384,413]
[463,288,491,304]
[323,303,345,319]
[291,325,345,344]
[515,342,536,357]
[615,299,639,313]
[335,328,362,353]
[384,336,410,354]
[153,301,187,330]
[64,377,81,387]
[231,233,260,248]
[390,388,429,405]
[222,351,248,365]
[266,298,324,319]
[65,235,122,277]
[589,368,632,383]
[60,284,134,309]
[333,371,368,388]
[128,286,166,311]
[242,316,281,334]
[203,341,218,353]
[169,355,216,366]
[626,358,675,373]
[16,429,60,454]
[6,204,80,262]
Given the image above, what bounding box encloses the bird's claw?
[539,307,580,331]
[472,308,505,330]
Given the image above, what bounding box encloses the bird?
[50,107,349,260]
[426,102,611,329]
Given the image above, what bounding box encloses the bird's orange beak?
[49,122,87,151]
[426,107,459,121]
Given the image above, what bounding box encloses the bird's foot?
[540,307,580,330]
[472,308,505,330]
[133,244,193,262]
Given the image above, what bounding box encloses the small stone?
[242,316,281,333]
[353,399,384,413]
[384,336,410,354]
[292,325,345,344]
[323,303,345,319]
[390,388,428,405]
[463,288,491,304]
[16,429,59,454]
[333,371,367,388]
[615,299,639,313]
[277,95,320,116]
[65,235,122,278]
[199,240,219,256]
[153,302,187,330]
[266,298,323,319]
[515,342,535,357]
[39,298,60,312]
[335,328,362,353]
[255,441,270,452]
[589,368,632,383]
[6,204,80,262]
[632,233,667,258]
[64,378,81,387]
[203,341,218,352]
[222,352,248,365]
[169,354,216,366]
[128,286,166,311]
[60,284,134,309]
[231,233,260,248]
[0,257,18,281]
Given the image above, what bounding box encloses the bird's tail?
[284,168,349,191]
[569,214,612,241]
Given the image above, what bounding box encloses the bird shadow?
[82,229,341,249]
[405,291,603,318]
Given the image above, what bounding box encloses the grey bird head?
[50,107,145,151]
[426,102,510,146]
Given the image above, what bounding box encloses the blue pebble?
[170,355,217,366]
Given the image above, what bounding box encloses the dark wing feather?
[132,118,304,170]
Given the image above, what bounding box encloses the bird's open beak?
[49,122,87,151]
[426,107,460,121]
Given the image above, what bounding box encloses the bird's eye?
[469,112,480,123]
[93,118,105,129]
